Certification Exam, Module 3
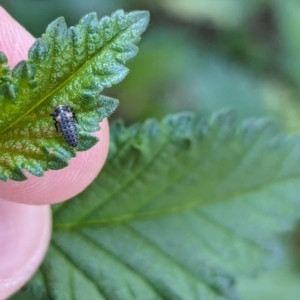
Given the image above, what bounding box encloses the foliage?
[0,10,149,181]
[12,111,300,300]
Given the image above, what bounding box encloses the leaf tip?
[77,133,99,151]
[127,10,150,34]
[46,16,68,38]
[79,12,98,25]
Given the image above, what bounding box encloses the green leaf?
[14,111,300,300]
[0,10,149,181]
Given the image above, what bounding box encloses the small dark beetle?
[50,105,78,147]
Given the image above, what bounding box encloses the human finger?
[0,200,51,300]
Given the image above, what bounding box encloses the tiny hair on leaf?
[0,10,150,181]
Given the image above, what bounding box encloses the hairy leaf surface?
[15,111,300,300]
[0,10,149,180]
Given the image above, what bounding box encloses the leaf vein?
[125,224,228,298]
[76,230,167,300]
[51,241,109,300]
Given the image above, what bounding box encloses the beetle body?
[51,105,78,147]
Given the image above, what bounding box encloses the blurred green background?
[2,0,300,298]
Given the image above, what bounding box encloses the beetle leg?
[74,114,79,124]
[72,109,79,124]
[52,118,59,132]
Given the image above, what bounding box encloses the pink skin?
[0,7,110,299]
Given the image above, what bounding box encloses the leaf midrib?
[0,18,134,135]
[53,130,296,229]
[53,172,300,229]
[61,117,262,223]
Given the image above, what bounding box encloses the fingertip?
[0,119,110,205]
